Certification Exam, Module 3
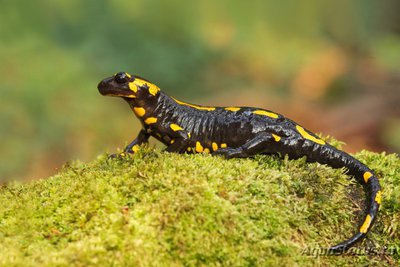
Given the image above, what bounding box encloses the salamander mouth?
[97,78,136,98]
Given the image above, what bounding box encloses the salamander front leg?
[124,129,150,153]
[213,133,279,159]
[110,129,150,158]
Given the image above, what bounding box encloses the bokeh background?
[1,1,399,182]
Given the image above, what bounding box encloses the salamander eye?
[114,72,129,84]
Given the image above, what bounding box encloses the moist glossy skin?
[98,71,382,254]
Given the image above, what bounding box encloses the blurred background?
[1,0,399,182]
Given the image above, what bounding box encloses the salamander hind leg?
[164,124,191,153]
[212,133,280,159]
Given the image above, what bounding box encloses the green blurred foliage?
[0,0,399,181]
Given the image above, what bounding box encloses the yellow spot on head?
[225,107,240,112]
[132,144,140,153]
[170,139,175,144]
[172,97,216,111]
[204,148,210,154]
[360,214,372,233]
[187,147,191,152]
[375,190,382,205]
[133,107,145,117]
[114,93,136,98]
[221,143,227,148]
[195,141,203,153]
[134,78,160,96]
[144,117,157,124]
[295,125,326,145]
[170,123,183,131]
[212,142,218,151]
[253,110,279,119]
[148,85,160,96]
[128,82,137,93]
[272,134,281,142]
[363,172,373,183]
[125,73,132,79]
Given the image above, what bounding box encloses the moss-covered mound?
[0,147,399,266]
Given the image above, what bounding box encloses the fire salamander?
[98,71,382,254]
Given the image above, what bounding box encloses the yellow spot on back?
[133,107,145,117]
[134,78,160,96]
[128,82,137,93]
[221,143,227,148]
[132,144,140,153]
[272,134,281,142]
[144,117,157,124]
[212,142,218,151]
[253,110,279,119]
[170,139,175,144]
[359,214,372,233]
[170,123,183,131]
[172,97,216,111]
[375,190,382,205]
[187,147,191,152]
[225,107,240,112]
[204,148,210,154]
[195,142,203,153]
[188,133,191,138]
[363,171,373,183]
[295,125,326,145]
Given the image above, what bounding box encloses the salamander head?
[97,72,160,99]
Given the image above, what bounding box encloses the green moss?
[0,147,399,266]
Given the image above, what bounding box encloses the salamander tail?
[303,145,382,254]
[329,170,381,254]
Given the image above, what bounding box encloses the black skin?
[98,71,382,254]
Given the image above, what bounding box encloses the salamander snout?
[97,72,136,98]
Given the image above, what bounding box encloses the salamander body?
[98,71,382,253]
